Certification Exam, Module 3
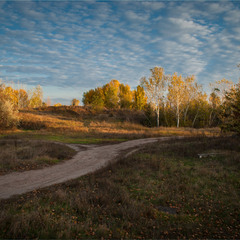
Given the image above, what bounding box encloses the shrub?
[0,97,19,129]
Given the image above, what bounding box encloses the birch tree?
[182,75,201,125]
[191,91,208,127]
[141,67,169,127]
[28,85,43,108]
[168,73,186,128]
[208,91,221,126]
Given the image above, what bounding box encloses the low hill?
[34,105,148,124]
[16,106,221,143]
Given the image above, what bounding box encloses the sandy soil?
[0,136,182,199]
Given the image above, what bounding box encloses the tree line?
[0,83,43,109]
[0,65,239,133]
[83,66,240,132]
[0,83,43,128]
[0,81,82,129]
[82,80,146,110]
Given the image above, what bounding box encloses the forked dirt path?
[0,137,183,199]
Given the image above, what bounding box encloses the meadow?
[0,107,239,239]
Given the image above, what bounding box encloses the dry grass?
[0,136,239,238]
[0,137,76,175]
[16,109,221,142]
[19,112,88,132]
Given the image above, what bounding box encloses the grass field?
[0,136,239,239]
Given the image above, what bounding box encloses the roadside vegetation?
[0,136,239,239]
[0,137,76,175]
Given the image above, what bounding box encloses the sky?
[0,0,240,105]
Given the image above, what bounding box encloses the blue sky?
[0,0,240,105]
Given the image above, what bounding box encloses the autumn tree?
[3,86,18,108]
[191,92,209,128]
[28,85,43,108]
[206,78,234,127]
[168,73,186,128]
[182,75,201,125]
[91,87,105,109]
[83,87,105,109]
[133,85,147,110]
[103,80,120,108]
[83,80,137,110]
[119,83,133,109]
[220,82,240,133]
[71,98,80,106]
[208,91,221,126]
[17,89,29,109]
[3,87,30,109]
[82,89,95,105]
[54,103,62,107]
[141,67,169,127]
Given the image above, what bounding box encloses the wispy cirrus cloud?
[0,1,239,104]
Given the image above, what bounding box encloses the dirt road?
[0,137,182,199]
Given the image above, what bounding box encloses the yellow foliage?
[133,85,147,110]
[119,83,133,109]
[54,103,62,107]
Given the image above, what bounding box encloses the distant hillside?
[29,106,148,124]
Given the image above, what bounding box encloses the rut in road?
[0,137,182,199]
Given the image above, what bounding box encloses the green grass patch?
[32,135,127,144]
[0,131,128,144]
[30,134,127,144]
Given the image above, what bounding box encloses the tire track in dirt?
[0,137,183,199]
